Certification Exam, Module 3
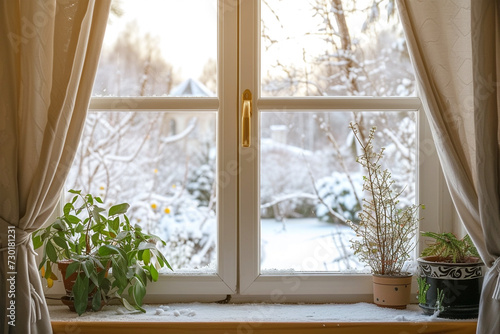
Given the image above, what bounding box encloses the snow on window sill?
[50,303,477,334]
[49,302,476,323]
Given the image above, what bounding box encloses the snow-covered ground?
[261,218,365,272]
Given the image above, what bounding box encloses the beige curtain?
[0,1,111,333]
[397,0,499,332]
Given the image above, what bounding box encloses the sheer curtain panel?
[0,1,111,333]
[397,0,499,332]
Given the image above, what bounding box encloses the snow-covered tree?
[93,21,180,97]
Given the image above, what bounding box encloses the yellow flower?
[164,207,171,214]
[151,203,157,210]
[154,169,158,174]
[99,186,105,190]
[41,266,55,288]
[172,184,176,189]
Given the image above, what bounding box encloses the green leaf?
[46,241,58,263]
[99,244,126,261]
[93,257,106,270]
[52,219,66,231]
[121,297,136,311]
[99,273,111,294]
[66,215,80,224]
[86,194,94,206]
[98,244,118,256]
[149,264,158,281]
[38,257,46,271]
[132,278,146,306]
[110,217,120,234]
[124,216,131,230]
[44,262,52,279]
[127,250,138,264]
[116,231,129,241]
[89,272,100,289]
[142,249,151,265]
[69,189,81,195]
[73,274,89,316]
[92,288,102,311]
[66,261,81,279]
[109,203,130,217]
[91,233,100,246]
[32,235,43,250]
[156,252,173,271]
[95,196,104,204]
[75,223,85,233]
[53,236,68,251]
[92,207,105,223]
[138,242,156,251]
[110,257,128,293]
[82,260,94,279]
[135,266,147,286]
[75,204,84,215]
[63,203,73,216]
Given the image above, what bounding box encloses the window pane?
[93,0,217,97]
[260,111,417,272]
[66,111,217,271]
[261,0,415,97]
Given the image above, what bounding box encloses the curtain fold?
[0,1,111,333]
[397,0,499,332]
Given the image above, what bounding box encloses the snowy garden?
[65,0,417,272]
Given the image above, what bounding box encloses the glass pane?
[261,0,415,97]
[66,111,217,272]
[260,111,417,272]
[93,0,217,97]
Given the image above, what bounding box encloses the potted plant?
[348,123,423,309]
[417,232,484,318]
[32,189,172,315]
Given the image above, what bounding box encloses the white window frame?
[45,0,238,302]
[237,0,453,303]
[43,0,454,304]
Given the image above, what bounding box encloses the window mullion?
[89,97,219,111]
[257,97,422,111]
[239,0,261,294]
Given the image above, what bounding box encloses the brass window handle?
[241,89,252,147]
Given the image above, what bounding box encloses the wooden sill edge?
[52,320,477,334]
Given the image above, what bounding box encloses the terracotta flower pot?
[57,260,78,295]
[57,260,106,312]
[372,274,412,309]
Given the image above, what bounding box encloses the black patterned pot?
[417,256,484,319]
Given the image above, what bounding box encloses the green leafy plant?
[348,123,424,276]
[435,288,445,313]
[420,231,479,263]
[32,190,172,315]
[417,276,430,304]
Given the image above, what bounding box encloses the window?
[55,0,448,303]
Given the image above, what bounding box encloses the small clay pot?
[372,274,412,309]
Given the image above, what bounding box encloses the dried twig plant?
[348,123,423,276]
